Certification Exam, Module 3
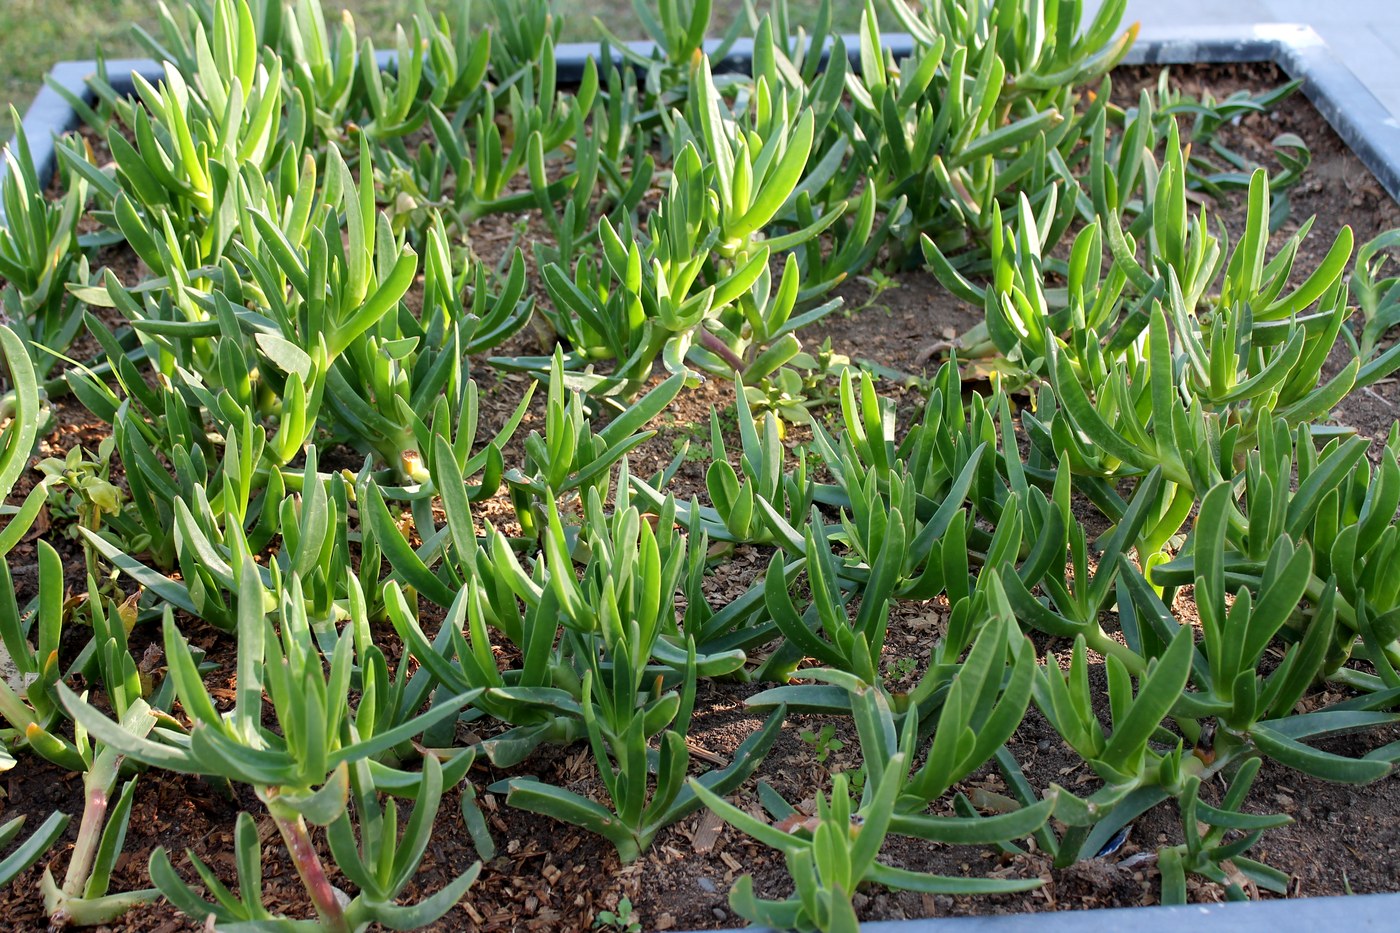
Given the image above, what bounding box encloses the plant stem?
[269,807,351,933]
[46,749,119,924]
[1327,666,1385,693]
[698,330,746,375]
[1301,575,1400,668]
[1085,626,1146,676]
[61,772,109,899]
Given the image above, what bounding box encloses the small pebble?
[697,877,717,893]
[712,907,727,921]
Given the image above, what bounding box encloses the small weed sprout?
[800,724,845,764]
[595,897,642,933]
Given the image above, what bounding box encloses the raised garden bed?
[2,2,1400,932]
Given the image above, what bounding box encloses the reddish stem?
[62,778,109,899]
[271,810,351,933]
[698,330,746,375]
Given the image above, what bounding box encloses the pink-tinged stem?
[698,331,746,375]
[47,768,113,925]
[271,810,351,933]
[62,775,110,898]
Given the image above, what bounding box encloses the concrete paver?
[1085,0,1400,119]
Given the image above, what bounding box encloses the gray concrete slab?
[1089,0,1400,119]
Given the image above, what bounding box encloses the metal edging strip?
[710,891,1400,933]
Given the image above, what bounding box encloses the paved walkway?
[1087,0,1400,119]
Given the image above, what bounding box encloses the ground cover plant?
[1,0,1399,929]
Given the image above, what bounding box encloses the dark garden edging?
[5,21,1400,933]
[7,24,1400,216]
